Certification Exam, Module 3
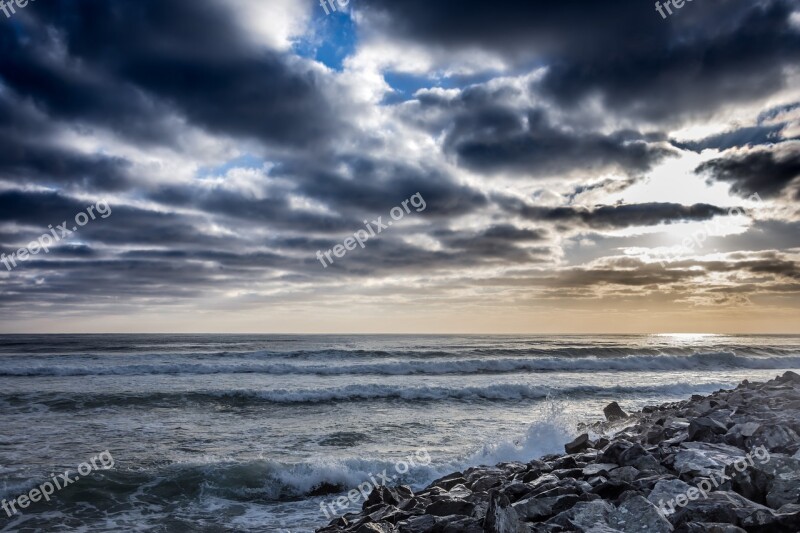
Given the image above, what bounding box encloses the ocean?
[0,334,798,532]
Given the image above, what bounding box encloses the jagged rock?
[669,491,773,529]
[648,479,693,513]
[727,453,800,508]
[441,516,483,533]
[604,402,629,422]
[582,463,619,477]
[776,371,800,384]
[566,433,591,454]
[609,466,639,484]
[512,495,555,521]
[485,490,526,533]
[609,494,673,532]
[430,472,466,491]
[546,499,615,531]
[688,417,728,442]
[447,483,472,499]
[355,523,394,533]
[677,524,745,532]
[396,514,436,533]
[424,498,474,517]
[746,424,800,454]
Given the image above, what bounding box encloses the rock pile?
[316,372,800,532]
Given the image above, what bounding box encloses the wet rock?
[424,498,474,517]
[396,514,436,533]
[609,494,673,532]
[688,417,728,442]
[677,524,745,532]
[441,516,483,533]
[546,499,614,531]
[669,491,772,529]
[566,433,591,454]
[485,490,526,533]
[604,402,629,422]
[582,463,619,477]
[746,424,800,454]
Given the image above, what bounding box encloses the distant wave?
[2,351,799,377]
[1,381,734,411]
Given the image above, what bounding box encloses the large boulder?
[604,402,629,422]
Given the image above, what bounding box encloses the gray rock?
[647,478,694,514]
[396,514,436,533]
[566,434,592,454]
[485,490,526,533]
[609,495,673,532]
[604,402,629,422]
[512,495,554,521]
[547,499,615,531]
[669,491,772,529]
[583,463,619,477]
[425,498,474,517]
[441,516,484,533]
[746,424,800,454]
[688,417,728,442]
[678,524,745,532]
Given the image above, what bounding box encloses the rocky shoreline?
[316,372,800,532]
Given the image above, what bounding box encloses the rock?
[648,479,693,513]
[425,498,474,517]
[776,371,800,384]
[604,402,629,421]
[441,516,483,533]
[609,466,639,484]
[727,453,800,509]
[472,475,504,492]
[566,433,591,454]
[396,514,436,533]
[609,494,673,532]
[447,484,472,499]
[484,490,526,533]
[669,491,773,529]
[512,495,555,521]
[547,499,615,531]
[582,463,619,477]
[688,417,728,442]
[430,472,467,491]
[746,424,800,454]
[355,523,393,533]
[677,524,745,532]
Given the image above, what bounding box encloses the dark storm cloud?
[672,125,788,152]
[497,198,731,230]
[445,106,670,176]
[0,0,343,148]
[695,144,800,198]
[274,157,490,218]
[364,0,800,123]
[407,85,671,177]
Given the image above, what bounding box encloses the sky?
[0,0,798,334]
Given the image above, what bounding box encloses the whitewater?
[0,334,797,531]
